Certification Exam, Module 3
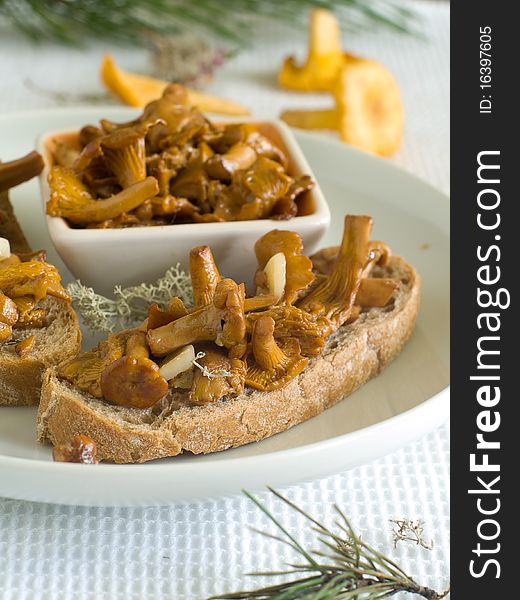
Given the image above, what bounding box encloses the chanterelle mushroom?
[189,245,221,307]
[246,316,308,391]
[277,8,344,92]
[0,151,44,193]
[247,305,326,358]
[147,278,246,358]
[254,230,315,305]
[204,142,257,181]
[0,260,69,302]
[190,347,246,405]
[73,122,154,189]
[47,166,159,225]
[298,214,372,329]
[280,56,404,157]
[58,329,129,398]
[311,240,397,308]
[101,356,169,409]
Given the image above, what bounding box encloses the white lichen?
[67,264,193,333]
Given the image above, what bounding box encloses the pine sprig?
[0,0,420,47]
[211,488,449,600]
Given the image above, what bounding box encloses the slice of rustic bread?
[37,256,419,463]
[1,190,82,406]
[0,296,82,406]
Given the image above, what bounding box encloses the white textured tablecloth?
[0,2,450,598]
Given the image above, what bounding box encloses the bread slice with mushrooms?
[1,189,81,406]
[37,254,419,463]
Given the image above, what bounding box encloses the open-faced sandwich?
[0,153,81,406]
[38,214,419,463]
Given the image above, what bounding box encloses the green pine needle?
[210,488,449,600]
[0,0,421,47]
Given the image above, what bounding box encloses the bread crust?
[37,256,419,463]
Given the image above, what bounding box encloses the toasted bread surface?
[37,256,419,463]
[0,296,82,406]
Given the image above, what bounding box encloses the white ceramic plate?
[0,108,449,506]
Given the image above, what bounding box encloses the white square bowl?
[37,118,330,296]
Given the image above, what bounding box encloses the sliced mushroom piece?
[254,229,315,305]
[189,245,221,307]
[246,316,308,391]
[356,278,400,307]
[204,142,257,181]
[147,278,246,358]
[101,356,169,409]
[298,214,372,329]
[189,347,246,405]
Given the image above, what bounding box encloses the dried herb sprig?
[212,488,449,600]
[67,264,193,333]
[0,0,420,48]
[390,519,434,551]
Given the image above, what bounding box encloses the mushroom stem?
[47,168,159,225]
[280,108,339,131]
[126,331,149,359]
[244,294,279,312]
[147,279,246,357]
[189,245,221,307]
[0,151,44,193]
[298,214,372,328]
[252,316,288,371]
[205,142,257,181]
